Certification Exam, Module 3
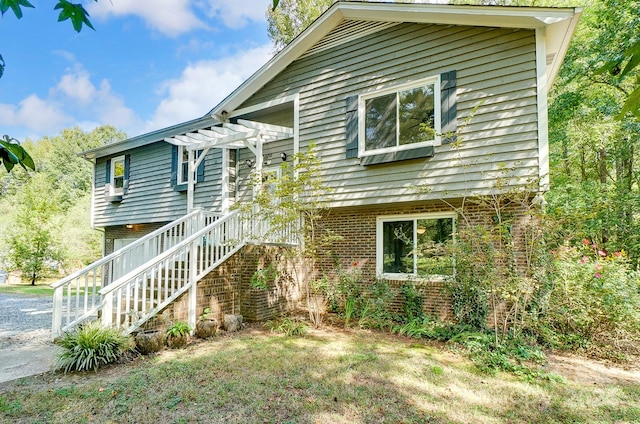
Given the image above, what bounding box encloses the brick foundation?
[143,244,306,331]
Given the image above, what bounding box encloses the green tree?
[267,0,335,51]
[8,173,64,284]
[547,0,640,263]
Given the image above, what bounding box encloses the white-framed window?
[376,212,456,280]
[177,145,189,185]
[253,166,282,200]
[359,76,441,157]
[110,155,126,196]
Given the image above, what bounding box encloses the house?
[52,1,581,337]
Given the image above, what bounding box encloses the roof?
[81,115,219,160]
[85,0,582,159]
[210,0,582,120]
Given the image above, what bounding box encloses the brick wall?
[315,199,532,323]
[142,244,305,331]
[104,222,169,255]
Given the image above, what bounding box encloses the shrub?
[55,321,133,372]
[265,317,308,336]
[537,242,640,353]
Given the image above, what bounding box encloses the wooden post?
[188,240,197,333]
[52,285,63,340]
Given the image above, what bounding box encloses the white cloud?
[146,44,272,131]
[0,65,140,140]
[0,95,71,135]
[203,0,268,29]
[87,0,206,37]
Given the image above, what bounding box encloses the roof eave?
[81,115,220,160]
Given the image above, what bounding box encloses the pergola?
[164,119,294,211]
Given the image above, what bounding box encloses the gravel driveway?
[0,294,62,384]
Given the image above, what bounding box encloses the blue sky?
[0,0,274,142]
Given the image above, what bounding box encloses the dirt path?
[0,294,62,384]
[546,352,640,385]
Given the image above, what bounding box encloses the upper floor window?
[177,145,189,185]
[110,155,126,196]
[376,212,455,280]
[360,76,440,156]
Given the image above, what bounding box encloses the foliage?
[236,142,335,324]
[358,279,395,329]
[265,316,308,336]
[0,0,97,102]
[536,242,640,353]
[399,282,425,323]
[267,0,336,51]
[250,263,278,289]
[6,173,64,284]
[199,307,212,321]
[0,126,123,276]
[166,321,192,338]
[0,135,34,173]
[55,321,133,373]
[548,0,640,265]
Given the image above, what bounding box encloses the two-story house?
[52,1,581,337]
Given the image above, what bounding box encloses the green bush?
[265,317,308,336]
[55,321,133,372]
[399,282,425,323]
[537,242,640,352]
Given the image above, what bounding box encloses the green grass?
[0,327,638,423]
[0,283,53,297]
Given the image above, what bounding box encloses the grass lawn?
[1,326,638,423]
[0,282,53,297]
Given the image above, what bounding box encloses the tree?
[267,0,335,51]
[0,135,35,173]
[0,0,96,77]
[7,173,64,285]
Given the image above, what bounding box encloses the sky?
[0,0,275,142]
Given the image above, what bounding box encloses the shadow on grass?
[1,328,639,423]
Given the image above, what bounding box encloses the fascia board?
[80,115,220,160]
[209,8,344,119]
[210,2,581,119]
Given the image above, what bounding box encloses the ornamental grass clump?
[55,321,134,373]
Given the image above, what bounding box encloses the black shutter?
[196,150,205,183]
[105,159,111,184]
[345,95,359,158]
[123,154,131,192]
[104,158,111,197]
[441,70,457,143]
[170,145,178,186]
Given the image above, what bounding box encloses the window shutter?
[196,150,205,183]
[123,154,131,192]
[105,159,111,183]
[345,95,359,158]
[441,70,457,143]
[170,145,178,186]
[104,158,111,196]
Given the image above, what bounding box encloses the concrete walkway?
[0,294,62,384]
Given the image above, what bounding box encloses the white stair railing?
[99,210,246,334]
[51,209,219,338]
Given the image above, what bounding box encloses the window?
[253,166,282,200]
[177,145,189,185]
[110,155,126,196]
[376,212,455,279]
[360,76,440,156]
[171,145,204,191]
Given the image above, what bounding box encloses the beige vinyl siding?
[93,142,224,227]
[237,22,539,207]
